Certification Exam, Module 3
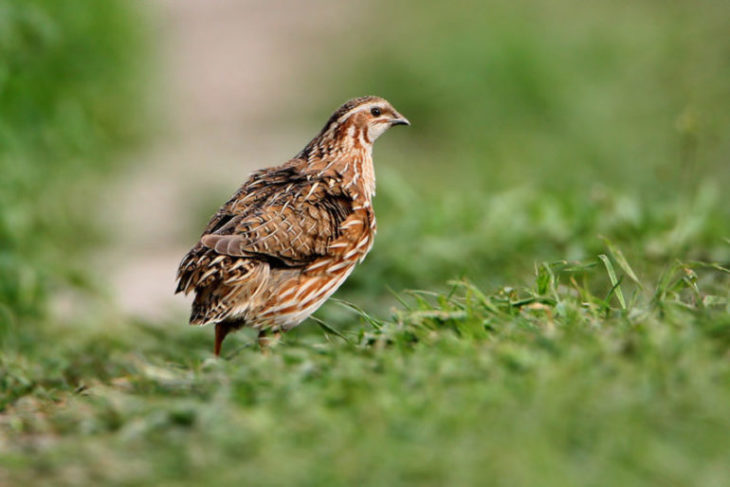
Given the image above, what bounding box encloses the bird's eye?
[370,107,382,117]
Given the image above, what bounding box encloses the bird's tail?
[189,286,224,326]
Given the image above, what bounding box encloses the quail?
[176,96,409,355]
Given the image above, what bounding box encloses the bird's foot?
[214,322,232,357]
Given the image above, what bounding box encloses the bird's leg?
[214,322,232,357]
[257,329,282,354]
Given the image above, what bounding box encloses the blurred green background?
[1,1,728,486]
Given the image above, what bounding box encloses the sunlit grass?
[2,252,728,486]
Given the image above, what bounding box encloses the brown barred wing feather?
[201,179,350,265]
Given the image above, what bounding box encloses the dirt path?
[102,0,357,321]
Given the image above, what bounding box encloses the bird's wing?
[198,165,300,236]
[200,177,351,266]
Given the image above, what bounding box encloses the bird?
[175,96,409,356]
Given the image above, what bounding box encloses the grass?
[1,254,728,486]
[1,0,730,485]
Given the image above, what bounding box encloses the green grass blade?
[310,315,350,343]
[332,299,384,330]
[602,237,643,287]
[599,254,627,310]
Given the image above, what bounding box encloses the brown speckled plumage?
[175,96,409,355]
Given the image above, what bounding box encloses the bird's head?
[318,96,410,150]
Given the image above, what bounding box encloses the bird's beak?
[390,115,411,127]
[390,113,410,126]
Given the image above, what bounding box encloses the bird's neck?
[299,131,376,200]
[346,148,376,201]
